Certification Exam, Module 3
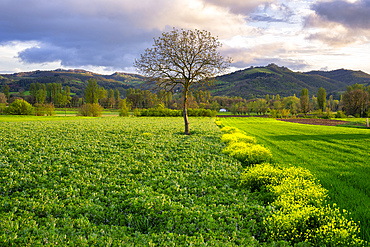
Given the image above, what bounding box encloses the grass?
[220,117,370,242]
[0,117,274,246]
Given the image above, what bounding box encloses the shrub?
[335,111,346,118]
[7,99,34,115]
[220,126,241,134]
[223,141,272,165]
[78,103,103,117]
[119,99,131,117]
[240,163,364,246]
[221,133,256,145]
[34,103,45,116]
[44,103,56,116]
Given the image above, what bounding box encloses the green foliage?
[221,132,257,145]
[241,163,364,246]
[6,99,34,115]
[335,110,347,118]
[78,103,103,117]
[118,99,131,117]
[221,129,272,165]
[317,87,327,111]
[135,108,217,117]
[34,103,56,116]
[220,126,241,134]
[0,117,271,246]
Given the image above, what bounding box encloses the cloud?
[202,0,274,14]
[0,0,254,71]
[305,0,370,46]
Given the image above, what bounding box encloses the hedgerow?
[134,107,217,117]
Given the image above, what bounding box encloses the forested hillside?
[2,64,370,101]
[0,69,145,98]
[212,64,370,99]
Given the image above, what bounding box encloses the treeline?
[1,79,370,118]
[229,84,370,118]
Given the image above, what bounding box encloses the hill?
[212,64,370,99]
[2,64,370,100]
[0,69,145,97]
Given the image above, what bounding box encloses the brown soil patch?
[276,118,350,126]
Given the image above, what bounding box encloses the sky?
[0,0,369,75]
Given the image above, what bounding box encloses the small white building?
[219,108,227,112]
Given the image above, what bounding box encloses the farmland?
[0,117,272,246]
[220,117,370,242]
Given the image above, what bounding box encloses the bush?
[34,103,55,116]
[78,103,103,117]
[335,111,346,118]
[7,99,34,115]
[119,99,131,117]
[221,133,257,145]
[223,141,272,165]
[220,126,241,134]
[240,163,364,246]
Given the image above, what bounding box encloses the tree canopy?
[134,28,231,134]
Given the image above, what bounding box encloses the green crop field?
[0,117,276,246]
[0,115,92,122]
[220,117,370,242]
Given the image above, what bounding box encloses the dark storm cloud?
[0,0,164,69]
[310,0,370,29]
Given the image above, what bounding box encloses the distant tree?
[135,28,231,135]
[36,88,46,104]
[342,84,369,117]
[311,95,318,110]
[2,84,10,102]
[108,89,115,108]
[283,96,300,115]
[85,79,105,104]
[60,86,72,116]
[118,99,131,116]
[0,92,6,104]
[317,87,327,111]
[300,88,309,115]
[114,89,120,101]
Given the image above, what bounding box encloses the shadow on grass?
[270,133,370,141]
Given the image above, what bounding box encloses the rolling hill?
[1,64,370,100]
[0,69,145,97]
[212,64,370,99]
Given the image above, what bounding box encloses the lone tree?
[134,28,231,135]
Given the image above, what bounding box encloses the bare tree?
[134,28,231,135]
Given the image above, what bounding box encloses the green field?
[220,117,370,241]
[0,117,274,246]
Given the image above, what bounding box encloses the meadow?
[220,117,370,242]
[0,117,273,246]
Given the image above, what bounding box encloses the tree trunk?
[183,89,189,135]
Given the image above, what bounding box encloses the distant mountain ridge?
[1,64,370,99]
[212,64,370,99]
